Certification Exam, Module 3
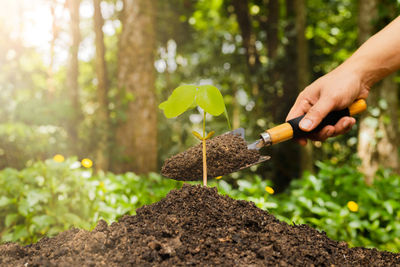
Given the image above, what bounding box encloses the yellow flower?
[81,158,93,168]
[215,176,222,180]
[53,154,65,163]
[347,201,359,212]
[265,186,274,195]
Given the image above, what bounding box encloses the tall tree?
[357,0,399,184]
[231,0,259,73]
[232,0,261,96]
[114,0,157,173]
[66,0,81,153]
[265,0,279,61]
[93,0,110,171]
[47,0,58,97]
[295,0,313,172]
[268,0,301,190]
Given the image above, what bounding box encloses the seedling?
[159,85,230,186]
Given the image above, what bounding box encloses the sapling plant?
[159,85,230,186]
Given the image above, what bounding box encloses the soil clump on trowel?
[161,133,260,180]
[1,184,399,266]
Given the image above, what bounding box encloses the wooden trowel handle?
[264,99,367,145]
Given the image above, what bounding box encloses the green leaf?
[159,85,197,118]
[32,215,55,227]
[5,213,18,227]
[0,196,11,207]
[13,225,29,240]
[195,85,225,116]
[18,199,30,216]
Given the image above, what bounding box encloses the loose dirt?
[161,133,260,181]
[1,184,399,266]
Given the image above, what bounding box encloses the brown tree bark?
[265,0,279,61]
[114,0,157,173]
[232,0,260,96]
[267,0,301,191]
[231,0,259,71]
[93,0,110,171]
[295,0,313,173]
[357,0,399,184]
[66,0,81,153]
[261,0,279,101]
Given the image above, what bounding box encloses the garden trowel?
[207,99,366,176]
[162,99,367,180]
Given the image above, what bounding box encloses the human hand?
[286,65,370,145]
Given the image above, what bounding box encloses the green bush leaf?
[32,215,55,227]
[5,213,18,227]
[159,85,197,118]
[195,85,225,116]
[0,196,11,207]
[13,225,29,241]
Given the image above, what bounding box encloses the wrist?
[338,55,376,89]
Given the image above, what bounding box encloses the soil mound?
[1,184,399,266]
[161,134,260,181]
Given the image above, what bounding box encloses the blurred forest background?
[1,0,400,252]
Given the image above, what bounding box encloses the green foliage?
[0,158,94,244]
[159,84,230,128]
[159,85,198,118]
[0,158,181,245]
[195,85,226,116]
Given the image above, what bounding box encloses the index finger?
[286,97,313,122]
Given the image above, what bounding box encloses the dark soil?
[1,184,399,266]
[161,133,260,181]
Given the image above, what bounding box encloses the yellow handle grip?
[349,99,367,115]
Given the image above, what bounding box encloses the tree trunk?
[66,0,81,154]
[357,0,399,183]
[231,0,259,72]
[232,0,260,96]
[265,0,279,61]
[47,0,57,98]
[262,0,279,108]
[268,0,301,191]
[295,0,313,173]
[376,75,399,172]
[93,0,110,171]
[114,0,157,174]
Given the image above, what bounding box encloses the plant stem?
[202,112,207,186]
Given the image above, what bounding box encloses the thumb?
[299,97,335,132]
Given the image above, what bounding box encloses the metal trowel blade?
[221,128,271,174]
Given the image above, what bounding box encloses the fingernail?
[300,118,313,131]
[342,120,349,128]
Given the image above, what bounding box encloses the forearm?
[341,16,400,87]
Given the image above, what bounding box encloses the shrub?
[0,157,181,244]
